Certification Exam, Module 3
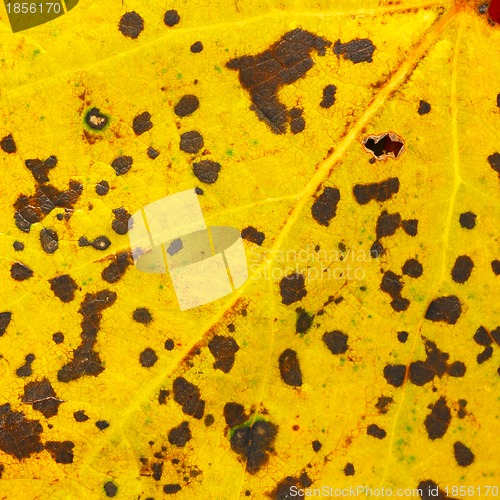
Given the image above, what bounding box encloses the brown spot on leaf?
[164,484,181,494]
[224,402,247,427]
[375,396,394,414]
[453,441,474,466]
[112,207,131,235]
[402,219,418,236]
[1,133,16,153]
[279,272,307,305]
[402,258,423,278]
[353,177,399,205]
[49,274,78,303]
[333,38,375,63]
[25,156,57,183]
[85,108,108,131]
[296,309,313,334]
[320,84,337,108]
[74,410,89,422]
[311,187,340,226]
[241,226,265,245]
[487,152,500,175]
[111,156,133,176]
[172,377,205,419]
[168,421,191,447]
[459,211,476,229]
[418,100,431,115]
[424,397,451,440]
[102,251,133,283]
[417,480,456,500]
[22,378,61,418]
[270,472,312,499]
[104,481,118,497]
[376,211,401,239]
[10,262,33,281]
[180,131,204,154]
[164,9,180,27]
[367,424,386,439]
[0,312,12,337]
[147,147,159,159]
[323,330,348,355]
[118,11,144,39]
[208,335,239,373]
[190,41,203,53]
[95,180,109,196]
[39,228,59,254]
[133,307,152,325]
[362,132,404,160]
[383,364,406,387]
[425,296,462,325]
[278,349,303,387]
[45,441,74,464]
[174,95,199,117]
[139,348,158,368]
[16,354,35,378]
[492,260,500,275]
[451,255,474,283]
[132,111,152,135]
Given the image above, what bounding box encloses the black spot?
[229,420,278,474]
[88,236,111,251]
[363,133,404,160]
[133,307,152,325]
[180,131,204,154]
[168,421,191,447]
[193,160,221,184]
[473,326,492,346]
[208,335,239,373]
[195,186,204,195]
[488,152,500,175]
[241,226,265,245]
[96,420,110,430]
[333,38,375,63]
[1,133,16,153]
[74,410,89,422]
[85,108,108,131]
[424,397,451,440]
[296,309,314,334]
[376,211,401,239]
[172,377,205,419]
[226,28,331,134]
[311,187,340,226]
[45,441,74,464]
[132,111,152,135]
[425,296,462,325]
[454,441,474,467]
[164,339,175,350]
[375,396,394,414]
[49,274,78,303]
[402,258,423,278]
[417,480,454,500]
[0,312,12,337]
[111,155,133,176]
[11,262,33,281]
[158,389,169,405]
[140,348,158,368]
[270,472,312,499]
[380,271,409,312]
[477,346,493,364]
[164,484,181,494]
[447,361,466,377]
[409,361,434,386]
[278,349,303,387]
[279,272,307,305]
[25,156,57,184]
[320,84,337,108]
[353,177,399,205]
[102,251,133,283]
[451,255,474,283]
[104,481,118,497]
[204,414,214,426]
[22,378,61,418]
[57,290,117,382]
[402,219,418,236]
[397,331,409,343]
[312,440,322,452]
[164,9,180,27]
[190,41,203,53]
[344,463,355,476]
[95,180,109,196]
[367,424,386,439]
[118,11,144,39]
[16,354,35,378]
[147,147,159,159]
[174,95,199,117]
[459,211,476,229]
[418,100,431,115]
[151,462,163,481]
[370,240,384,258]
[0,407,44,459]
[492,260,500,275]
[323,330,348,355]
[111,207,131,235]
[53,332,64,344]
[224,402,247,427]
[383,364,406,387]
[290,110,305,134]
[13,241,24,251]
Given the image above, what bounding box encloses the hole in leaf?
[362,132,405,160]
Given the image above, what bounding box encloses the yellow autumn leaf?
[0,0,499,499]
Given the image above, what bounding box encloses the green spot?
[39,116,45,121]
[33,49,40,57]
[214,65,222,73]
[226,149,234,157]
[176,73,182,80]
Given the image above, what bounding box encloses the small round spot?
[174,95,199,117]
[447,361,466,377]
[190,41,203,53]
[193,160,221,184]
[111,156,133,176]
[104,481,118,497]
[13,241,24,251]
[344,463,355,476]
[96,420,110,430]
[140,348,158,368]
[74,410,89,422]
[418,100,431,115]
[397,331,409,343]
[312,440,322,452]
[402,258,423,278]
[204,414,214,426]
[118,12,144,39]
[132,111,152,136]
[459,211,476,229]
[453,441,474,466]
[95,180,109,196]
[451,255,474,284]
[164,484,181,494]
[1,134,16,154]
[180,131,204,154]
[383,364,406,387]
[133,307,152,325]
[11,263,33,281]
[52,332,64,344]
[491,260,500,275]
[322,330,348,355]
[164,339,175,351]
[367,424,386,439]
[85,108,108,131]
[164,10,180,27]
[147,147,159,159]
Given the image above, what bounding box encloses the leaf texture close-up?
[0,0,499,498]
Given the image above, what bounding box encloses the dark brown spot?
[192,160,221,184]
[163,484,181,494]
[367,424,386,439]
[424,397,451,440]
[172,377,205,419]
[0,405,44,459]
[270,472,312,499]
[323,330,348,355]
[241,226,265,245]
[451,255,473,284]
[74,410,89,422]
[425,296,462,325]
[132,111,152,135]
[0,312,12,337]
[226,28,331,134]
[370,240,384,258]
[151,462,163,481]
[158,389,169,405]
[320,84,337,108]
[102,251,133,283]
[353,177,399,205]
[492,260,500,275]
[57,290,117,382]
[118,11,144,39]
[376,211,401,239]
[111,207,131,235]
[409,361,434,386]
[11,263,33,281]
[139,348,158,368]
[96,420,109,430]
[487,152,500,175]
[290,111,305,134]
[402,258,423,278]
[85,108,108,131]
[25,156,57,184]
[204,414,214,426]
[180,131,204,153]
[104,481,118,497]
[473,326,492,346]
[22,378,61,418]
[311,187,340,226]
[16,354,35,378]
[95,180,109,196]
[402,219,418,236]
[397,331,409,343]
[147,147,159,159]
[344,463,355,476]
[111,155,133,176]
[49,274,78,303]
[296,309,313,334]
[190,41,203,53]
[168,421,191,447]
[383,364,406,387]
[418,100,431,115]
[278,349,303,387]
[333,38,375,63]
[362,133,404,160]
[13,241,24,251]
[380,271,409,312]
[459,211,476,229]
[132,307,152,325]
[375,396,394,414]
[224,402,247,427]
[230,420,278,474]
[164,9,180,27]
[279,272,307,305]
[312,440,322,452]
[164,339,175,350]
[174,95,199,117]
[453,441,474,466]
[447,361,466,377]
[39,228,59,254]
[208,335,239,373]
[1,133,16,153]
[417,480,454,500]
[53,332,64,344]
[477,346,493,364]
[45,441,74,464]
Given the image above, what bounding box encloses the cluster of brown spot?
[269,471,312,498]
[473,325,499,365]
[208,335,240,373]
[311,186,340,226]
